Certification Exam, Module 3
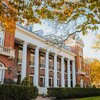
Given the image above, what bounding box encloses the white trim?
[0,62,5,84]
[30,65,34,68]
[49,77,53,87]
[40,76,45,87]
[16,25,76,57]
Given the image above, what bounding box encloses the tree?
[90,59,100,87]
[0,0,100,36]
[92,34,100,51]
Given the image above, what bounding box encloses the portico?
[11,25,76,94]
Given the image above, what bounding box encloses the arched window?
[0,62,5,84]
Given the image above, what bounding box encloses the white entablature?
[15,25,76,61]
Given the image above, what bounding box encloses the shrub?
[4,78,15,84]
[0,84,38,100]
[47,88,100,99]
[21,76,30,86]
[17,74,21,84]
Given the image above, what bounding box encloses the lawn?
[78,96,100,100]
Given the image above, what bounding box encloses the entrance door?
[0,63,5,84]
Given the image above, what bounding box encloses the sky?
[33,23,100,60]
[81,32,100,60]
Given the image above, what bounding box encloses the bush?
[47,88,100,99]
[4,78,15,84]
[0,84,38,100]
[17,74,21,84]
[21,76,31,86]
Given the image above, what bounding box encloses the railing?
[40,64,45,68]
[0,46,15,58]
[49,65,54,70]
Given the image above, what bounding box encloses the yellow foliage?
[90,59,100,87]
[0,14,15,33]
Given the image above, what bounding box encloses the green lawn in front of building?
[78,96,100,100]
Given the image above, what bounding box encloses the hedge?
[47,88,100,99]
[0,84,38,100]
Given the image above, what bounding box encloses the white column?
[61,56,65,87]
[21,42,27,81]
[34,46,39,87]
[72,61,76,87]
[45,50,49,87]
[67,59,71,87]
[54,54,57,87]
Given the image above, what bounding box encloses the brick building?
[0,24,90,93]
[0,0,90,94]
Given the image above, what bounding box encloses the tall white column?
[67,59,71,87]
[34,46,39,87]
[54,54,57,87]
[45,50,49,87]
[21,42,27,81]
[61,56,65,87]
[72,60,76,87]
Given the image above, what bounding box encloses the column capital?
[23,41,28,45]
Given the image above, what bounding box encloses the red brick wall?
[0,55,14,79]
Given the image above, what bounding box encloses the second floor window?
[18,50,22,63]
[57,60,60,71]
[40,56,45,68]
[30,54,34,66]
[49,59,53,70]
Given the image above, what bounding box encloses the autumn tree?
[92,34,100,51]
[0,0,100,37]
[90,59,100,87]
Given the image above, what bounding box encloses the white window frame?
[40,56,45,69]
[49,77,53,87]
[40,76,45,87]
[18,50,22,65]
[30,54,35,67]
[0,31,4,46]
[29,74,34,85]
[57,78,60,87]
[57,60,60,72]
[0,62,5,84]
[49,59,53,71]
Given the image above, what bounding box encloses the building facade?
[0,24,90,93]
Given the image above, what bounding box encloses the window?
[30,54,34,66]
[57,78,60,87]
[57,60,60,72]
[18,50,22,63]
[0,31,4,46]
[49,59,53,70]
[49,77,52,87]
[40,56,45,68]
[0,63,5,84]
[80,59,82,70]
[64,62,67,73]
[40,76,45,87]
[29,75,34,85]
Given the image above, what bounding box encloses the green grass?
[78,96,100,100]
